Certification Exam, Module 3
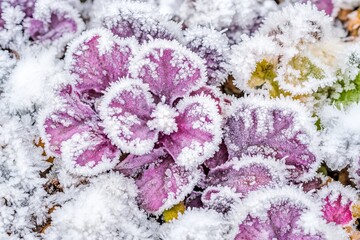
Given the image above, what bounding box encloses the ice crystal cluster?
[2,0,360,239]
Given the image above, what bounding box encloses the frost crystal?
[160,208,233,240]
[0,0,84,47]
[225,96,321,181]
[183,26,230,85]
[24,0,84,43]
[204,155,288,199]
[229,187,348,240]
[319,103,360,171]
[179,0,278,44]
[0,103,49,239]
[317,181,358,225]
[95,1,182,43]
[44,172,158,240]
[117,148,201,215]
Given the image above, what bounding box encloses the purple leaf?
[101,1,182,43]
[230,187,347,240]
[225,97,320,181]
[318,182,357,226]
[133,151,200,215]
[160,95,222,168]
[205,156,287,198]
[184,26,230,85]
[99,78,158,155]
[66,29,136,102]
[130,39,207,105]
[24,0,84,42]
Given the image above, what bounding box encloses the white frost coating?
[4,46,61,112]
[65,28,134,70]
[317,181,358,207]
[0,3,25,48]
[28,0,85,47]
[44,172,158,240]
[90,0,154,24]
[160,208,233,240]
[180,0,236,30]
[93,0,183,41]
[60,131,120,176]
[227,95,321,181]
[231,3,345,96]
[275,40,350,95]
[175,94,222,169]
[319,103,360,171]
[229,34,281,95]
[0,102,50,239]
[99,78,158,155]
[0,50,16,89]
[157,0,185,15]
[260,3,334,49]
[180,0,277,43]
[147,103,178,135]
[202,185,241,209]
[183,26,230,85]
[151,164,202,216]
[129,38,208,94]
[230,155,289,183]
[228,186,348,240]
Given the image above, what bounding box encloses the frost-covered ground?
[1,0,360,239]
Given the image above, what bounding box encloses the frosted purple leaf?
[65,29,136,102]
[100,1,182,43]
[309,0,334,15]
[229,187,348,240]
[183,26,230,85]
[160,95,222,168]
[99,78,157,155]
[318,181,357,226]
[225,96,321,181]
[300,176,323,192]
[205,156,288,198]
[39,90,121,175]
[202,186,240,213]
[61,130,121,176]
[5,0,35,17]
[41,89,96,155]
[204,141,229,169]
[130,39,207,105]
[189,86,233,116]
[25,6,79,42]
[116,148,165,177]
[185,191,204,209]
[39,29,140,175]
[20,0,84,43]
[127,150,201,215]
